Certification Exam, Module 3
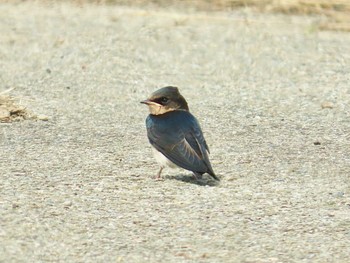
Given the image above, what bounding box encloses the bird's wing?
[146,112,214,174]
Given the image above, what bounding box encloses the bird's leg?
[154,167,164,180]
[192,172,202,180]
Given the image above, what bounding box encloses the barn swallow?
[141,86,219,181]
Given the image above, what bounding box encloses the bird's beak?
[140,100,161,106]
[140,99,151,105]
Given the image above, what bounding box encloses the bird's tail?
[208,172,220,181]
[194,170,220,181]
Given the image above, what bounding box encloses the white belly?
[152,147,177,168]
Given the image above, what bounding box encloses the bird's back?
[146,110,216,178]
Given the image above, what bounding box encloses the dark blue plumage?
[141,86,218,181]
[146,110,218,180]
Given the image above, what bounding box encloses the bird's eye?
[160,97,169,104]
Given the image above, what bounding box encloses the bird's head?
[141,86,189,115]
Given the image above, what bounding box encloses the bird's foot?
[153,167,164,180]
[192,172,203,180]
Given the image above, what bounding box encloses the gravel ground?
[1,2,350,262]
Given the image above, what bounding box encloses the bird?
[140,86,219,181]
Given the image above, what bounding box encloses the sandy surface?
[1,2,350,262]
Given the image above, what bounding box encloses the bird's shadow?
[166,174,220,187]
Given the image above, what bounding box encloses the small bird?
[141,86,219,181]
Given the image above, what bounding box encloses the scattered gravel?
[0,2,349,262]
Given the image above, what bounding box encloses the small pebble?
[12,203,20,209]
[321,101,333,109]
[0,107,10,119]
[37,115,49,121]
[63,200,73,207]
